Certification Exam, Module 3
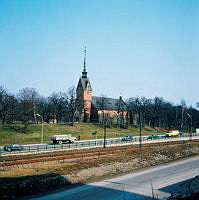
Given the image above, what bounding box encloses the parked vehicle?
[4,144,23,152]
[50,134,77,144]
[122,135,133,141]
[147,134,159,140]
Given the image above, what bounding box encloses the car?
[179,132,183,136]
[147,134,159,140]
[3,144,23,152]
[122,135,133,141]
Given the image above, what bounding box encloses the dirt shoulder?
[1,141,199,199]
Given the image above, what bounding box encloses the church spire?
[82,46,87,78]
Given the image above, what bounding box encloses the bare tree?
[17,88,40,132]
[180,99,186,131]
[95,95,107,125]
[48,92,67,123]
[0,86,8,124]
[196,102,199,110]
[66,86,77,124]
[0,86,17,124]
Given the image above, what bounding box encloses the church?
[75,49,129,127]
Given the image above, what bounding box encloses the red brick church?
[76,48,129,127]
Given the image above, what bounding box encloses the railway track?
[0,140,196,167]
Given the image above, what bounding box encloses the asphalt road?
[32,156,199,200]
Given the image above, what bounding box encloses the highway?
[1,133,198,155]
[0,136,147,154]
[32,156,199,200]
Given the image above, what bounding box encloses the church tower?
[76,47,92,122]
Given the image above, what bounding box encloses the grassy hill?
[0,122,159,145]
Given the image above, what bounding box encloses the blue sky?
[0,0,198,106]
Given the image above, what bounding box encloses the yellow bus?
[165,130,179,137]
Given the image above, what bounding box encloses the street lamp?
[35,113,44,144]
[187,113,192,140]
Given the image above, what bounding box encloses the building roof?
[78,77,92,91]
[92,96,128,111]
[77,47,92,91]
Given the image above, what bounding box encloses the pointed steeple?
[82,46,87,78]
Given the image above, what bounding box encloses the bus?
[165,130,179,137]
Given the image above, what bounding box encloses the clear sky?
[0,0,198,106]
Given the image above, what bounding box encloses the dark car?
[122,135,133,141]
[147,134,159,140]
[179,132,183,136]
[4,144,23,152]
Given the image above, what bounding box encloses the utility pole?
[187,114,192,141]
[103,113,107,148]
[139,111,142,149]
[181,106,184,131]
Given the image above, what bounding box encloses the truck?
[50,134,77,144]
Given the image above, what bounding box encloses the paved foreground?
[32,156,199,200]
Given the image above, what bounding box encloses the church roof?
[78,77,92,91]
[92,96,128,111]
[76,47,92,91]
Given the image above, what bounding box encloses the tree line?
[127,97,199,132]
[0,86,76,132]
[0,85,199,132]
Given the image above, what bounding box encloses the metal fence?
[1,133,199,155]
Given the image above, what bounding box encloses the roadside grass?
[0,123,160,145]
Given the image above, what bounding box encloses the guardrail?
[1,133,199,155]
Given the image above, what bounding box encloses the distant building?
[76,48,129,127]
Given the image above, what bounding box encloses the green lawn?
[0,123,159,145]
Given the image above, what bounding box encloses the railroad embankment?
[1,140,199,199]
